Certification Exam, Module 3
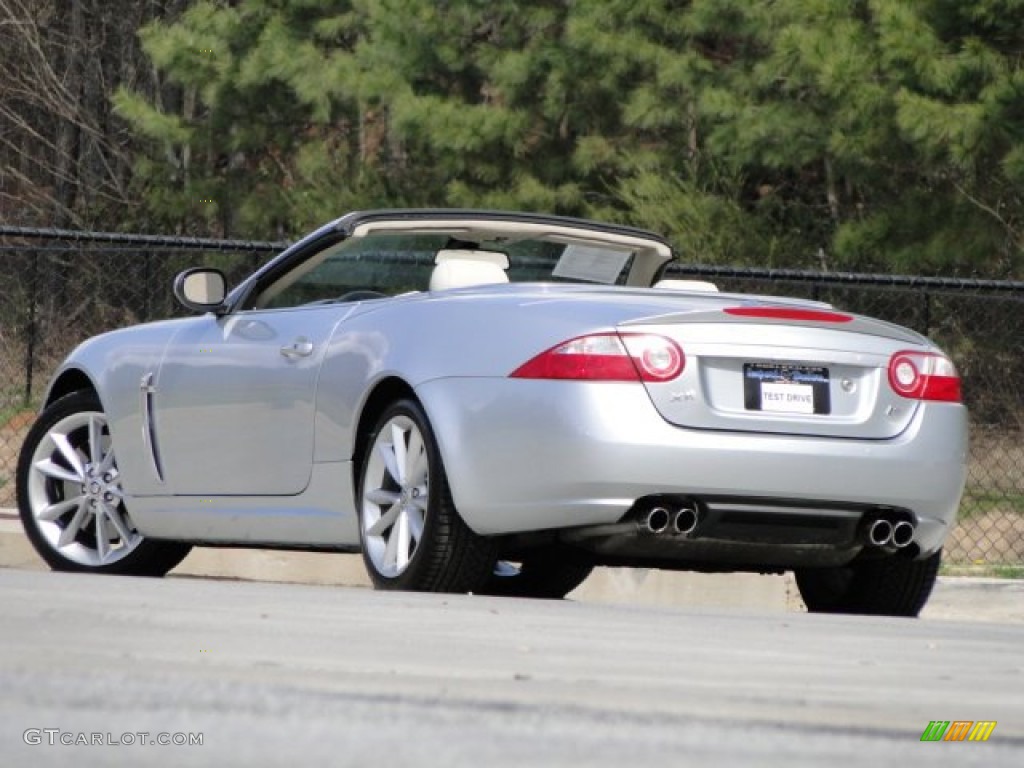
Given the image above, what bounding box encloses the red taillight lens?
[621,334,684,381]
[510,333,684,382]
[887,351,961,402]
[724,306,853,323]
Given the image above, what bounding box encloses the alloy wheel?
[361,414,429,578]
[25,410,142,566]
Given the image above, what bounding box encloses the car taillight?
[887,351,961,402]
[510,333,684,382]
[724,306,853,323]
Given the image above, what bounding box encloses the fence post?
[923,290,931,335]
[142,250,153,322]
[22,249,39,407]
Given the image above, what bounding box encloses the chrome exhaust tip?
[891,521,915,548]
[672,506,699,536]
[639,507,671,535]
[867,519,894,547]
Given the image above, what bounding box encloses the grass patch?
[941,563,1024,579]
[0,386,34,427]
[958,491,1024,520]
[0,405,22,427]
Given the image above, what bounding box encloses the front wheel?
[357,398,496,593]
[795,550,942,617]
[17,390,192,576]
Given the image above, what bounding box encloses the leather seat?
[429,249,510,291]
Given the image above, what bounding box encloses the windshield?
[256,232,640,309]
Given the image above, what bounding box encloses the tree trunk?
[52,0,85,227]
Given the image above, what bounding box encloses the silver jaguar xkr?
[17,210,968,615]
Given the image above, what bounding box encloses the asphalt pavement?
[1,568,1022,767]
[3,511,1023,624]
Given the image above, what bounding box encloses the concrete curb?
[2,512,1021,622]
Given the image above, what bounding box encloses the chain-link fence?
[0,227,282,522]
[2,226,1022,567]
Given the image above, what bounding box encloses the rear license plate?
[743,363,831,415]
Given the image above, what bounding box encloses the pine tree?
[115,0,373,237]
[114,0,1024,276]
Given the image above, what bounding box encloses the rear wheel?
[480,551,594,599]
[357,398,497,593]
[795,550,942,617]
[17,391,191,576]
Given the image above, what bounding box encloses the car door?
[145,226,435,498]
[151,305,345,496]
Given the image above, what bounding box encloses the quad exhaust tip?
[867,519,894,547]
[639,507,672,535]
[891,520,915,548]
[865,517,916,548]
[638,504,701,537]
[672,506,700,536]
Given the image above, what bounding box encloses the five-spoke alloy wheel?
[361,411,429,579]
[357,399,495,592]
[17,391,191,575]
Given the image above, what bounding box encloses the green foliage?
[115,0,1024,276]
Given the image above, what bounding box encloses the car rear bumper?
[416,378,968,557]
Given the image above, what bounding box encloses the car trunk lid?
[619,306,929,439]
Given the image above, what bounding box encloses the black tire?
[480,551,594,599]
[17,390,192,576]
[356,398,497,593]
[795,550,942,617]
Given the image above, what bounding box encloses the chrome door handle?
[280,338,314,358]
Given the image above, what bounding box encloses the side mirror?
[174,268,227,314]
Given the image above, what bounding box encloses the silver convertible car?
[17,210,967,615]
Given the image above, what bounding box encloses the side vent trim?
[140,372,165,483]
